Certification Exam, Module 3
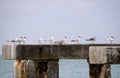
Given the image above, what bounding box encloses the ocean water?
[0,55,120,78]
[0,55,13,78]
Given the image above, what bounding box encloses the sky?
[0,0,120,54]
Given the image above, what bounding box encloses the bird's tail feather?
[71,40,75,42]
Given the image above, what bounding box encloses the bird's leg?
[110,41,111,44]
[77,41,79,44]
[50,41,53,45]
[92,41,94,44]
[18,41,21,44]
[23,41,25,44]
[13,42,16,46]
[39,41,41,45]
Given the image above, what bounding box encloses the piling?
[89,64,111,78]
[2,44,120,78]
[13,59,59,78]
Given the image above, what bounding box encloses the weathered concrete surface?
[2,44,89,60]
[89,64,111,78]
[89,46,120,64]
[34,59,59,78]
[2,44,120,64]
[13,59,59,78]
[3,44,120,78]
[2,45,16,59]
[13,60,36,78]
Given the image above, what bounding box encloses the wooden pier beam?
[89,64,111,78]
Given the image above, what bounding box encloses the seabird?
[7,37,19,45]
[55,36,67,45]
[37,38,43,44]
[71,36,82,44]
[48,35,54,44]
[107,36,115,44]
[7,37,25,45]
[86,37,96,43]
[21,37,27,44]
[18,37,23,44]
[12,38,19,42]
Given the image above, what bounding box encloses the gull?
[71,36,82,44]
[7,37,24,45]
[55,36,67,45]
[17,37,23,44]
[37,38,43,44]
[86,37,96,44]
[11,38,19,45]
[7,37,19,45]
[21,37,27,44]
[48,35,54,44]
[107,36,115,44]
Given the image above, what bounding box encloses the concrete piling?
[13,60,59,78]
[2,44,120,78]
[34,60,59,78]
[89,64,111,78]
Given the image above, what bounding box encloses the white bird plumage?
[37,38,43,44]
[22,37,27,44]
[55,36,67,45]
[86,37,96,44]
[107,36,115,44]
[71,36,82,44]
[48,35,54,44]
[7,37,27,45]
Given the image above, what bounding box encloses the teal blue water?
[0,55,120,78]
[0,55,13,78]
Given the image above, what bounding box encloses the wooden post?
[89,64,111,78]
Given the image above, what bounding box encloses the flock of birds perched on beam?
[7,36,115,45]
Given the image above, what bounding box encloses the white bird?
[86,37,96,44]
[71,36,82,44]
[107,36,115,44]
[12,38,19,42]
[17,37,23,44]
[37,38,43,44]
[21,37,27,44]
[7,37,20,45]
[48,35,54,44]
[7,37,26,45]
[55,36,67,45]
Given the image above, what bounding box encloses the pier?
[2,44,120,78]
